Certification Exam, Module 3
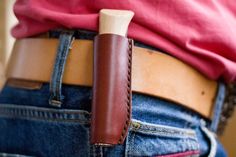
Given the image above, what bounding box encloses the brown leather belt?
[6,38,218,118]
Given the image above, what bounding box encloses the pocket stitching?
[130,119,197,139]
[0,104,91,123]
[126,119,200,157]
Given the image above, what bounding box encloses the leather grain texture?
[6,38,218,118]
[91,34,132,145]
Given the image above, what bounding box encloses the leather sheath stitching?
[119,39,133,144]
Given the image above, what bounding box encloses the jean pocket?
[0,103,91,157]
[125,119,200,157]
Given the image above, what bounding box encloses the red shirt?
[12,0,236,82]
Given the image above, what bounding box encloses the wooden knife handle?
[99,9,134,36]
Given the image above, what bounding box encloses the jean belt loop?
[210,82,226,132]
[49,30,75,107]
[197,82,226,157]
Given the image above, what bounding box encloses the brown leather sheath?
[91,34,133,145]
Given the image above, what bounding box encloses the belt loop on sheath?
[49,30,75,107]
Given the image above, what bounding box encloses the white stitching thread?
[119,39,133,144]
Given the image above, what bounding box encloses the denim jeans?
[0,30,227,157]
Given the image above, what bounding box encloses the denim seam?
[130,128,196,138]
[0,113,90,124]
[124,131,130,157]
[127,128,136,157]
[0,104,90,123]
[200,125,217,157]
[130,119,197,139]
